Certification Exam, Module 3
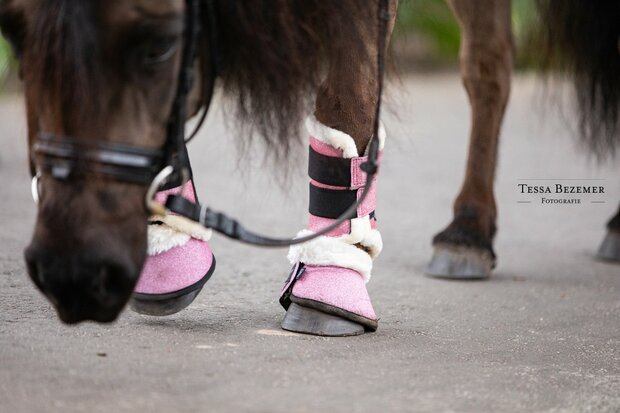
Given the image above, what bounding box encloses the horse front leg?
[598,203,620,262]
[427,0,513,279]
[279,0,398,336]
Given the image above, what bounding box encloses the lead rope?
[152,0,390,247]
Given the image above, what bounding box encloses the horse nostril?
[97,267,109,296]
[24,252,63,307]
[94,263,133,307]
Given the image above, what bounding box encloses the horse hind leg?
[426,0,512,279]
[597,203,620,262]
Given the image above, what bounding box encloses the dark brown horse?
[0,0,617,326]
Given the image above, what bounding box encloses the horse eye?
[140,37,178,65]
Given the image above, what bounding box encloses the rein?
[31,0,390,248]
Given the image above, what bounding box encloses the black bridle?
[31,0,390,248]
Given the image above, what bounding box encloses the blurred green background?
[393,0,539,69]
[0,0,539,90]
[0,35,13,86]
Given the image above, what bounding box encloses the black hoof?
[597,231,620,263]
[130,287,203,316]
[130,256,216,316]
[426,244,493,279]
[281,303,365,337]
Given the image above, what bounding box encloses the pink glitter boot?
[280,115,385,336]
[130,181,215,316]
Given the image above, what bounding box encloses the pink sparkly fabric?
[308,214,351,237]
[291,265,376,320]
[310,137,342,157]
[136,239,213,295]
[136,181,214,295]
[155,183,196,205]
[356,179,377,217]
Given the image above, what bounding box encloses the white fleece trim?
[288,230,373,282]
[147,225,190,255]
[155,214,213,242]
[147,214,213,255]
[358,228,383,258]
[306,115,386,159]
[337,216,383,258]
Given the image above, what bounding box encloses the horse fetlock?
[597,231,620,263]
[434,202,497,252]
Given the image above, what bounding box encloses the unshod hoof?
[597,231,620,263]
[281,303,365,337]
[130,287,204,316]
[426,244,493,280]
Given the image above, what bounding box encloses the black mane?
[212,0,366,159]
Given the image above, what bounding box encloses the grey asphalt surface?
[1,75,619,413]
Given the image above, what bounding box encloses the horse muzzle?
[24,244,140,324]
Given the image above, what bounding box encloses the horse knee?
[460,41,512,106]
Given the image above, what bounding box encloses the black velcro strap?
[308,146,351,187]
[309,183,358,219]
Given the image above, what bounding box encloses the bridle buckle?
[145,165,191,216]
[31,173,41,205]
